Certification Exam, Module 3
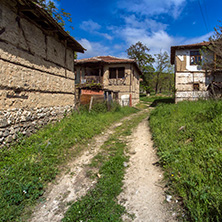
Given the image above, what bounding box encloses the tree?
[126,41,155,94]
[208,24,222,69]
[154,51,173,94]
[34,0,73,29]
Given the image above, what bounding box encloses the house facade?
[0,0,84,145]
[74,56,141,106]
[171,42,222,103]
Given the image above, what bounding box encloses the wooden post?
[99,68,101,84]
[129,94,132,107]
[89,96,94,112]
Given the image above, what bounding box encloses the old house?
[171,42,222,103]
[0,0,85,145]
[74,56,141,106]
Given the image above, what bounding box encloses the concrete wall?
[0,0,75,146]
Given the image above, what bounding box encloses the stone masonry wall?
[0,0,76,146]
[103,63,140,106]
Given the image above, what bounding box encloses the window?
[118,67,125,78]
[109,67,125,79]
[109,68,116,79]
[193,83,200,91]
[190,51,202,65]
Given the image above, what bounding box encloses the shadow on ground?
[150,98,175,107]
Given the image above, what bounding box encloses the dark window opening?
[193,83,200,91]
[118,67,125,78]
[190,51,202,65]
[109,68,116,79]
[109,67,125,79]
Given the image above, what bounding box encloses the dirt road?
[119,117,177,221]
[30,110,176,222]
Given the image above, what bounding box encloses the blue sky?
[59,0,222,59]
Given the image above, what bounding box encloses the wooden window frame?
[109,67,125,79]
[190,50,202,65]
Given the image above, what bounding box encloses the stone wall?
[0,0,76,146]
[103,63,140,106]
[0,105,73,146]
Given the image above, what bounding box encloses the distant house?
[74,56,141,106]
[0,0,85,145]
[171,42,222,103]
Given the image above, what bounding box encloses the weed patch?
[0,106,138,222]
[149,100,222,221]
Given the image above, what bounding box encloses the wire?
[202,0,210,29]
[198,0,209,32]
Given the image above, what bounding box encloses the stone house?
[0,0,85,145]
[171,42,222,103]
[74,56,141,106]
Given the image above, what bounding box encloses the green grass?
[149,100,222,221]
[62,110,149,222]
[140,95,174,106]
[0,104,138,222]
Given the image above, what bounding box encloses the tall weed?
[149,100,222,221]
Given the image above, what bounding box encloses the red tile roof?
[170,42,210,64]
[75,56,142,75]
[75,56,134,64]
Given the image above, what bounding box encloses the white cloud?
[118,0,187,19]
[77,39,111,59]
[80,20,113,40]
[80,20,101,32]
[123,15,168,32]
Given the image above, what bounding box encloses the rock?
[3,130,10,137]
[0,118,9,128]
[123,162,128,167]
[20,115,26,122]
[178,126,185,131]
[166,195,172,202]
[6,135,13,143]
[129,149,136,155]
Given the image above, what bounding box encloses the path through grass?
[62,110,149,222]
[0,105,138,222]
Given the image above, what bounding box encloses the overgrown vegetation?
[149,100,222,221]
[62,110,149,221]
[0,104,137,222]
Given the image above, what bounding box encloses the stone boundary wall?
[0,105,73,147]
[0,0,76,146]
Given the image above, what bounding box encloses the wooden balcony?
[81,75,103,84]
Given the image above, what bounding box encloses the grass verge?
[62,110,149,222]
[0,104,138,222]
[149,100,222,221]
